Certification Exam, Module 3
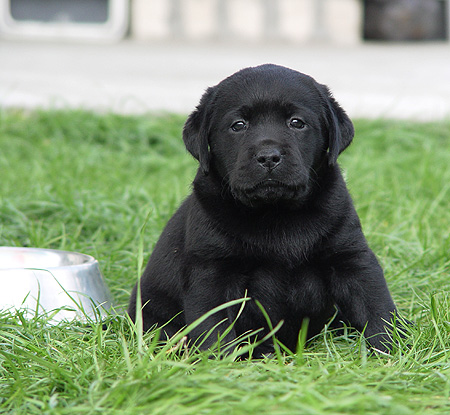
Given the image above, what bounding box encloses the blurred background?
[1,0,449,119]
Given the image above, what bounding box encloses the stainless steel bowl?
[0,247,113,323]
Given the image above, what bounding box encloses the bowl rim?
[0,246,98,271]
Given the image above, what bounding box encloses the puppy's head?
[183,64,354,207]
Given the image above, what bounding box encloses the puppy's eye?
[289,118,306,129]
[231,121,247,132]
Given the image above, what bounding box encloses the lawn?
[0,110,449,414]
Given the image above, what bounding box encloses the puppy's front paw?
[251,343,276,360]
[367,318,413,354]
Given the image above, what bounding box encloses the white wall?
[131,0,363,44]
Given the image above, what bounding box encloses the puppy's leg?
[182,267,238,352]
[127,285,184,338]
[330,249,401,353]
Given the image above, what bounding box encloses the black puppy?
[128,64,401,356]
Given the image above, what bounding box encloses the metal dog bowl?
[0,247,113,323]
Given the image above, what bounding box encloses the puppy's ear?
[321,86,354,165]
[183,87,216,175]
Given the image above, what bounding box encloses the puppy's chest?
[236,223,324,265]
[226,262,329,314]
[187,201,331,265]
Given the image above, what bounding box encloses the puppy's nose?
[256,148,282,171]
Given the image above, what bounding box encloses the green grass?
[1,110,450,414]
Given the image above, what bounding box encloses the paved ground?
[1,40,449,119]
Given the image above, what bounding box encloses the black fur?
[128,64,400,356]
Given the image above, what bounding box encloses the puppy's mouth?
[233,179,306,207]
[250,179,299,192]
